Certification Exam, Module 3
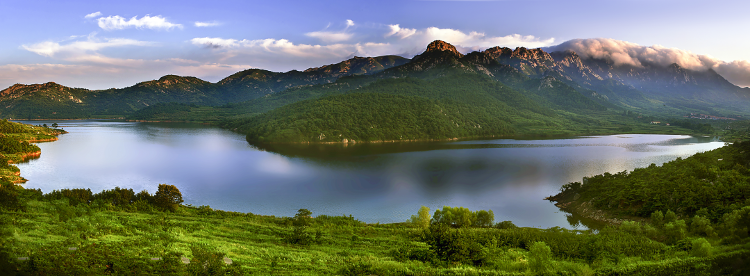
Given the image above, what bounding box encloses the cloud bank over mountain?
[548,38,750,87]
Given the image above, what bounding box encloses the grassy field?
[1,190,750,275]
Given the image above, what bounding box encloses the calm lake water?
[15,120,725,229]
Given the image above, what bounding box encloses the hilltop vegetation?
[0,120,64,184]
[550,139,750,240]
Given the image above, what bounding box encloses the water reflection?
[14,120,725,229]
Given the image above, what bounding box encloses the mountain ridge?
[1,40,749,120]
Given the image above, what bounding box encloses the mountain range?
[0,40,746,142]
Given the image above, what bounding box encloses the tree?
[289,209,313,245]
[408,206,431,229]
[51,123,58,129]
[154,184,183,212]
[474,210,494,227]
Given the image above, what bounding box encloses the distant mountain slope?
[0,56,409,119]
[216,55,409,102]
[489,46,750,114]
[0,82,91,119]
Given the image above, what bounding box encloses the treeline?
[669,119,715,134]
[0,184,184,213]
[555,140,750,221]
[126,102,194,120]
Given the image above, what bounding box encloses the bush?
[421,223,486,265]
[651,210,664,227]
[431,206,494,228]
[92,187,135,206]
[153,184,183,212]
[691,238,712,257]
[665,210,678,223]
[495,221,518,229]
[620,221,642,235]
[691,215,716,237]
[0,184,21,210]
[287,209,314,245]
[664,220,687,244]
[529,241,553,274]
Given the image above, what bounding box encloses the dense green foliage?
[0,137,38,155]
[244,92,517,143]
[555,141,750,220]
[3,184,750,275]
[432,206,495,228]
[239,73,622,144]
[127,103,193,120]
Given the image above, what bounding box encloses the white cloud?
[6,23,559,90]
[97,15,183,31]
[383,25,555,56]
[548,38,750,87]
[305,31,354,43]
[386,24,417,39]
[305,20,356,43]
[0,60,252,90]
[189,24,556,74]
[195,21,221,27]
[715,60,750,87]
[21,35,155,68]
[191,37,242,48]
[84,11,102,19]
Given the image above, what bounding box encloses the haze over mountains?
[1,39,747,123]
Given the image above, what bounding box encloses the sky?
[2,0,750,90]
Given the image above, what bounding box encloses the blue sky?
[2,0,750,89]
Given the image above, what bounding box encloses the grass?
[2,199,750,275]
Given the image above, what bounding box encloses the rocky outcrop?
[423,40,464,58]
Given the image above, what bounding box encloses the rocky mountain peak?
[509,47,553,62]
[423,40,463,58]
[483,47,513,59]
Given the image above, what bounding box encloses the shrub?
[422,223,486,265]
[665,210,677,224]
[691,215,716,237]
[651,210,664,227]
[495,221,518,229]
[664,220,687,244]
[529,241,553,274]
[186,245,230,275]
[92,187,135,206]
[690,238,712,257]
[0,184,21,210]
[287,209,314,245]
[620,221,642,235]
[431,206,494,228]
[134,190,153,204]
[153,184,183,212]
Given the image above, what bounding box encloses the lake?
[14,120,725,229]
